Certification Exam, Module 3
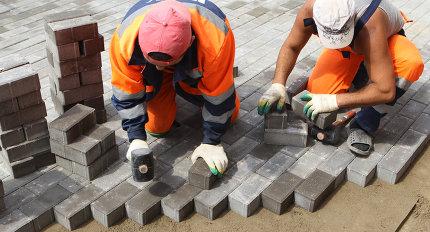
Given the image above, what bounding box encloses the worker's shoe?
[347,120,373,156]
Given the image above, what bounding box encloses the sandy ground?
[45,144,430,232]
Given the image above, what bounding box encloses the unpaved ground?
[44,143,430,232]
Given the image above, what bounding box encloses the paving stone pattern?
[0,0,429,230]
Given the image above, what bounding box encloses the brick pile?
[0,54,54,178]
[44,10,107,124]
[49,104,119,181]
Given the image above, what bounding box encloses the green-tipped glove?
[191,144,227,176]
[257,83,286,115]
[301,93,339,121]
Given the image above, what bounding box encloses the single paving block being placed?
[262,172,303,215]
[294,169,335,212]
[291,90,337,129]
[256,152,296,181]
[347,151,383,187]
[264,114,308,147]
[54,184,104,231]
[194,177,240,220]
[228,173,272,217]
[317,149,355,188]
[161,183,202,222]
[188,158,216,190]
[91,181,140,227]
[125,181,173,225]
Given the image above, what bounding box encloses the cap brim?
[316,22,354,49]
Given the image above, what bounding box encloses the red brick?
[45,15,98,45]
[80,34,104,56]
[50,71,80,91]
[77,53,102,72]
[55,83,104,105]
[50,89,77,114]
[47,51,101,77]
[96,109,107,124]
[2,135,50,163]
[0,64,40,101]
[0,98,19,117]
[46,36,80,62]
[83,95,104,110]
[3,156,36,178]
[0,127,26,149]
[23,118,49,140]
[33,151,56,169]
[80,68,102,85]
[0,102,47,131]
[17,91,43,109]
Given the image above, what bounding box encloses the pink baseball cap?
[138,0,192,65]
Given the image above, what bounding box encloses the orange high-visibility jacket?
[110,0,236,144]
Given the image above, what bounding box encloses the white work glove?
[126,139,149,161]
[301,92,339,121]
[257,83,286,115]
[191,144,228,176]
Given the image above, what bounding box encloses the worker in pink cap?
[110,0,239,176]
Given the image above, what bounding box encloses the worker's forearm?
[336,83,395,108]
[272,43,300,85]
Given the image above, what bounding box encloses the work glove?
[301,93,339,121]
[257,83,286,115]
[191,144,228,176]
[126,139,149,161]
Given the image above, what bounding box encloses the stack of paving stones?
[44,10,107,124]
[49,104,119,181]
[0,54,54,178]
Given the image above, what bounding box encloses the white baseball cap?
[313,0,356,49]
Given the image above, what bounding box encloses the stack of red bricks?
[49,104,119,181]
[0,54,54,178]
[44,10,107,124]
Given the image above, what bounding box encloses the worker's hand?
[257,83,286,115]
[191,144,228,176]
[126,139,149,161]
[301,93,339,121]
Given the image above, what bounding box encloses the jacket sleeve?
[198,27,238,145]
[110,32,148,142]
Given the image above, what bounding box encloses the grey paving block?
[84,125,115,154]
[262,172,303,215]
[225,154,265,182]
[286,76,308,106]
[280,146,309,159]
[225,136,259,163]
[411,113,430,135]
[72,145,119,181]
[245,122,264,143]
[383,115,414,139]
[347,151,383,187]
[264,112,288,130]
[161,183,202,222]
[264,117,308,147]
[372,129,398,155]
[25,167,70,195]
[0,127,26,149]
[92,162,131,192]
[48,104,96,144]
[424,105,430,115]
[291,90,337,129]
[294,170,335,212]
[377,129,428,184]
[55,155,71,171]
[194,177,240,220]
[0,179,3,197]
[157,139,198,166]
[23,119,49,141]
[125,181,172,225]
[249,143,283,161]
[228,173,272,217]
[161,158,193,190]
[91,181,139,227]
[287,151,328,179]
[221,120,253,145]
[3,187,37,214]
[16,91,43,110]
[0,64,40,103]
[0,98,19,117]
[54,184,104,230]
[256,152,296,181]
[412,83,430,105]
[2,135,50,163]
[398,100,427,120]
[189,158,216,190]
[3,156,36,178]
[33,151,56,169]
[58,174,88,194]
[317,149,355,188]
[0,209,34,232]
[65,135,101,166]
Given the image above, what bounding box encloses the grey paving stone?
[221,120,253,145]
[294,170,335,212]
[397,89,417,105]
[48,104,96,144]
[424,105,430,115]
[157,139,198,166]
[225,136,259,163]
[372,129,398,155]
[161,183,202,222]
[287,151,328,179]
[65,136,101,166]
[410,113,430,135]
[25,167,70,195]
[2,135,50,163]
[398,100,427,120]
[261,172,303,215]
[0,209,34,232]
[347,151,383,187]
[249,143,283,161]
[291,90,337,129]
[0,127,26,149]
[23,119,49,141]
[317,149,355,188]
[225,154,265,182]
[285,76,308,106]
[58,174,88,194]
[245,122,264,143]
[412,83,430,105]
[256,152,296,181]
[160,157,193,190]
[280,146,310,159]
[3,156,36,179]
[377,129,428,184]
[264,112,288,130]
[54,184,104,231]
[92,162,131,191]
[91,181,139,227]
[194,177,240,220]
[33,151,56,170]
[125,181,172,225]
[240,92,261,112]
[3,187,36,215]
[264,116,308,147]
[0,179,3,197]
[84,125,116,154]
[229,173,272,217]
[382,114,414,139]
[188,158,216,190]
